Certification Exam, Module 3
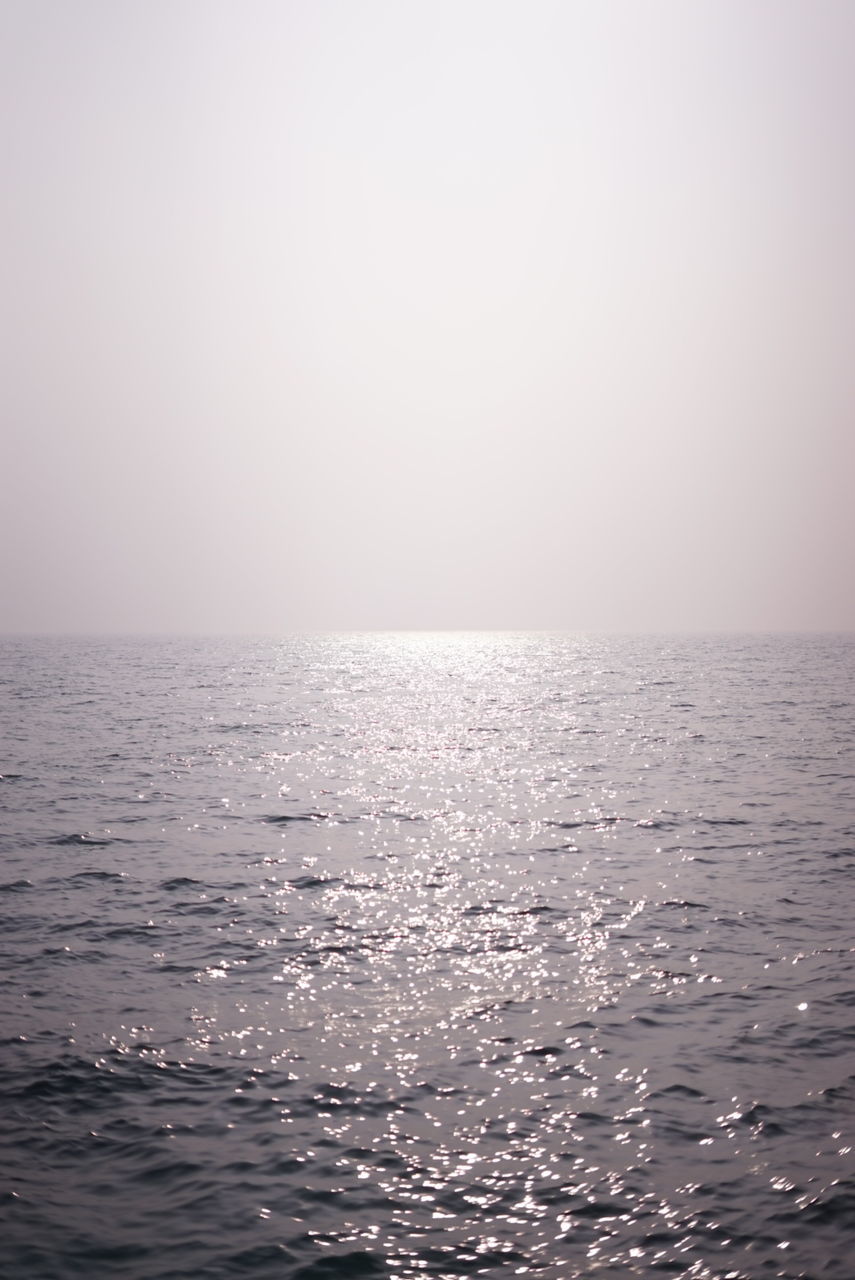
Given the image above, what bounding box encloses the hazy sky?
[2,0,854,632]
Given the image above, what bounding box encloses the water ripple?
[0,632,853,1278]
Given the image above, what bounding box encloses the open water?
[1,632,854,1280]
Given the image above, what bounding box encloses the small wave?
[67,870,126,882]
[651,1083,707,1100]
[797,1181,855,1228]
[51,833,113,846]
[291,1251,390,1279]
[548,815,626,830]
[262,813,329,825]
[288,875,341,891]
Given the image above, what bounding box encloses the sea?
[1,632,854,1280]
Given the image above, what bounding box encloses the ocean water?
[1,632,854,1280]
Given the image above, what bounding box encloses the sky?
[2,0,854,633]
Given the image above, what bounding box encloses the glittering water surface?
[1,633,854,1279]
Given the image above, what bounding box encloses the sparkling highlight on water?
[0,632,853,1279]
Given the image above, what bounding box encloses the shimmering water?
[1,633,854,1279]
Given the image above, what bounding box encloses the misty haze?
[3,0,853,633]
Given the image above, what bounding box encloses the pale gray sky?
[2,0,853,632]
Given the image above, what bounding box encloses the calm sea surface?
[1,633,854,1280]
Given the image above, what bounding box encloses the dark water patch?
[262,812,331,825]
[650,1082,707,1100]
[547,815,627,830]
[290,1251,389,1279]
[50,833,114,846]
[288,874,342,891]
[99,922,161,941]
[48,916,108,933]
[66,869,127,882]
[796,1180,855,1228]
[172,899,242,917]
